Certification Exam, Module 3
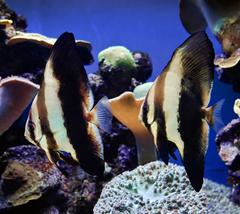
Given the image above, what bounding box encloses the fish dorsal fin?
[0,76,39,135]
[49,32,95,111]
[180,0,207,34]
[89,96,112,133]
[178,31,214,107]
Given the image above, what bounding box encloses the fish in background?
[139,32,224,191]
[25,32,112,176]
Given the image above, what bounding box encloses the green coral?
[98,46,136,70]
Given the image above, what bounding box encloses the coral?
[102,120,138,169]
[215,118,240,169]
[0,76,39,136]
[0,35,93,85]
[0,145,117,214]
[0,145,69,212]
[0,0,27,32]
[202,179,239,213]
[88,73,107,102]
[215,54,240,92]
[88,47,154,167]
[94,161,207,214]
[94,161,239,214]
[234,98,240,117]
[215,14,240,56]
[96,46,141,98]
[132,51,153,82]
[215,118,240,205]
[116,144,138,173]
[98,46,136,70]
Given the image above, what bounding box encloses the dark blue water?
[7,0,240,185]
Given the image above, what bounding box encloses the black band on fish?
[51,32,105,176]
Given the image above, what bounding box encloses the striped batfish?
[139,32,224,191]
[24,32,112,176]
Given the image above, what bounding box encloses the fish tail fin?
[90,96,112,133]
[206,99,225,132]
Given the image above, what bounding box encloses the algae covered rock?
[0,145,69,212]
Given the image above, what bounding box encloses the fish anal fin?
[89,96,112,133]
[205,99,225,132]
[168,141,178,160]
[157,141,169,165]
[183,149,204,192]
[155,130,169,165]
[181,121,208,192]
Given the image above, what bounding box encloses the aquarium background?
[6,0,240,185]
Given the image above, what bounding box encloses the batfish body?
[139,32,224,191]
[25,32,112,176]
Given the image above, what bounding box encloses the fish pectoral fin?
[179,0,207,34]
[206,99,225,132]
[89,96,112,133]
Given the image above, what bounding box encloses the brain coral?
[94,161,239,214]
